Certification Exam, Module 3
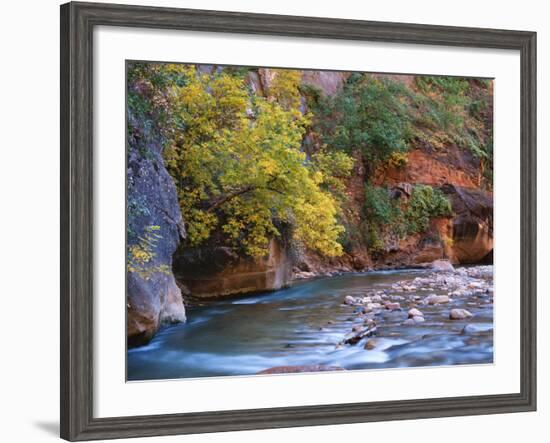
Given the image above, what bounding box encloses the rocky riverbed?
[127,264,493,380]
[337,263,493,351]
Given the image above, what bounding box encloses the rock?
[449,308,473,320]
[372,294,383,303]
[257,365,345,375]
[408,308,424,318]
[385,302,401,311]
[294,271,316,280]
[126,89,187,348]
[412,315,425,323]
[430,259,455,272]
[364,339,377,350]
[403,318,416,326]
[173,238,293,298]
[425,294,450,305]
[301,70,350,96]
[344,295,356,305]
[468,281,485,289]
[441,184,493,264]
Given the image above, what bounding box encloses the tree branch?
[206,185,256,212]
[205,176,283,212]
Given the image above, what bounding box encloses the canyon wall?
[126,80,187,347]
[173,239,293,298]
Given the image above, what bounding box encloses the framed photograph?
[60,1,536,440]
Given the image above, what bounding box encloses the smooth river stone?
[449,308,473,320]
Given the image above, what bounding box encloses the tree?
[152,65,353,257]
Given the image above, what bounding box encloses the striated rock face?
[257,68,350,97]
[126,104,186,347]
[301,70,350,96]
[173,238,293,298]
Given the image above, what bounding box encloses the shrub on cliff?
[308,74,413,169]
[404,185,453,234]
[363,184,452,253]
[412,76,493,185]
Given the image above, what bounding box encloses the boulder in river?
[424,294,451,305]
[449,308,473,320]
[385,302,401,311]
[430,259,455,272]
[344,295,356,305]
[408,308,424,318]
[364,339,377,350]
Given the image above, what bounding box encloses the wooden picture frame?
[60,1,536,440]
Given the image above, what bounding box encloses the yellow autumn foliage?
[133,63,352,258]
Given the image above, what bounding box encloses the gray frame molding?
[60,1,537,441]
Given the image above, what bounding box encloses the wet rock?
[450,308,473,320]
[364,339,377,350]
[402,285,417,291]
[424,294,451,305]
[430,259,455,272]
[412,315,425,323]
[408,308,424,318]
[294,271,317,280]
[385,302,401,311]
[403,318,416,326]
[344,295,356,305]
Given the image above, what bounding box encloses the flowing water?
[127,268,493,381]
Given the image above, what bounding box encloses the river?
[127,268,493,381]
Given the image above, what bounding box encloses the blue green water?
[127,269,493,381]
